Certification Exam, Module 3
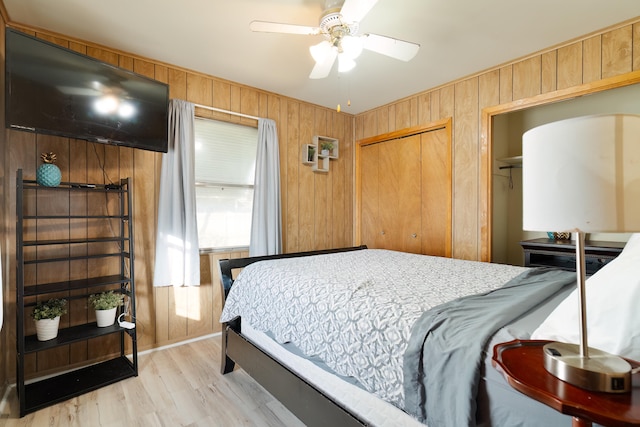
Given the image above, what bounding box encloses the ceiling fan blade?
[340,0,379,23]
[362,33,420,61]
[250,20,320,35]
[309,49,338,79]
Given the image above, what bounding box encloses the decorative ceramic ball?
[36,152,62,187]
[37,163,62,187]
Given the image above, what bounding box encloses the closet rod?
[193,103,261,121]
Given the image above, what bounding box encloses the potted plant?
[89,290,124,327]
[320,141,334,156]
[31,298,67,341]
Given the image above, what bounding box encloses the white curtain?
[0,244,3,331]
[153,99,200,287]
[249,119,282,256]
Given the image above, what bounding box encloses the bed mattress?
[221,249,528,408]
[241,281,591,427]
[221,249,599,426]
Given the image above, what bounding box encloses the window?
[194,118,258,250]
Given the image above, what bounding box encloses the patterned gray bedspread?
[220,249,527,409]
[403,268,576,427]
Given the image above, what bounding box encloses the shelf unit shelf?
[22,357,136,416]
[24,322,134,353]
[23,274,131,297]
[16,169,138,417]
[21,179,126,192]
[23,252,128,265]
[23,236,128,246]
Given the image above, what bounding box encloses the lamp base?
[542,342,631,393]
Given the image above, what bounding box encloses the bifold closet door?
[360,142,382,249]
[421,128,452,257]
[360,126,451,256]
[361,135,421,253]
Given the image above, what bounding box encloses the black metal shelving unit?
[16,169,138,417]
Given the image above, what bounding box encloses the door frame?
[480,69,640,261]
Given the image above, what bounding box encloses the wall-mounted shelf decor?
[315,135,339,159]
[313,153,330,173]
[302,136,339,173]
[302,144,316,165]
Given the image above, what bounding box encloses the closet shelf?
[497,156,522,169]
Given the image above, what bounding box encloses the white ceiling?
[4,0,640,114]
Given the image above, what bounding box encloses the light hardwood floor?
[0,336,305,426]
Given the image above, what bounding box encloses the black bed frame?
[218,246,369,427]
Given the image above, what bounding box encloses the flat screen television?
[5,28,169,153]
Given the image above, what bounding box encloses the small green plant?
[31,298,67,320]
[89,290,124,311]
[320,141,334,151]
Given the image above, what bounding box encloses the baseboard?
[138,332,221,356]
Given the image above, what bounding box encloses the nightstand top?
[493,340,640,427]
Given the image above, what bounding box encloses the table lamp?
[522,113,640,393]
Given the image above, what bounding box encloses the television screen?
[5,29,169,153]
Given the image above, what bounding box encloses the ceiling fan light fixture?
[310,40,333,63]
[338,53,356,73]
[250,0,419,80]
[341,35,363,59]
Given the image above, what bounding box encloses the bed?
[218,242,640,427]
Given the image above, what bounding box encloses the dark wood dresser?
[520,238,625,275]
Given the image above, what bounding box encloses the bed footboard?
[223,320,365,427]
[217,246,368,427]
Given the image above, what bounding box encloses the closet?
[358,122,452,256]
[491,83,640,265]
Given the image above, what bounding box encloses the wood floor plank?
[0,337,305,427]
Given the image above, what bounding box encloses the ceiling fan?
[250,0,420,79]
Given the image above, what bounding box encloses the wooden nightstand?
[520,238,625,275]
[493,340,640,427]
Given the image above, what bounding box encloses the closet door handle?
[411,233,417,238]
[381,230,385,235]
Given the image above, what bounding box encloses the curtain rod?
[193,103,261,121]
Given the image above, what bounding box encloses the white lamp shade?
[522,114,640,233]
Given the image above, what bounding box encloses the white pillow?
[531,234,640,360]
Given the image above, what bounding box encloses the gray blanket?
[403,268,576,427]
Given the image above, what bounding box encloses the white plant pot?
[35,316,60,341]
[321,149,330,156]
[95,307,117,327]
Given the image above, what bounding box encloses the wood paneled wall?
[355,18,640,262]
[0,9,7,392]
[0,23,354,382]
[2,9,639,389]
